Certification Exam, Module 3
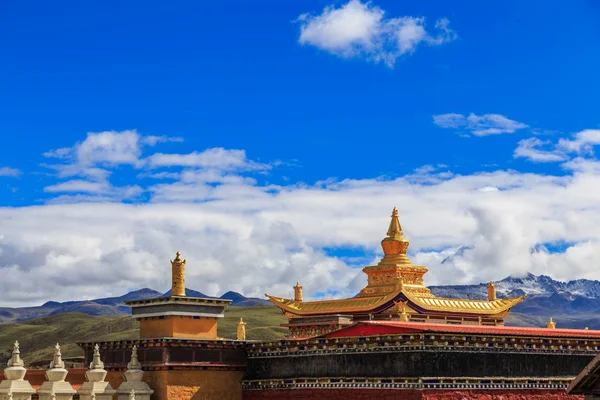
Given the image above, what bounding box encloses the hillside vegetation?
[0,306,286,365]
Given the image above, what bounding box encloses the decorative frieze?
[242,376,574,391]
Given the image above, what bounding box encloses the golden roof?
[266,291,398,315]
[403,291,524,314]
[266,208,526,319]
[266,290,524,316]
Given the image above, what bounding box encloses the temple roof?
[266,290,524,317]
[266,208,525,318]
[403,291,525,314]
[324,320,600,339]
[266,291,398,315]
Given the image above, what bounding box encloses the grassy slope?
[12,306,594,366]
[0,306,286,365]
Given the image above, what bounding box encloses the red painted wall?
[243,389,583,400]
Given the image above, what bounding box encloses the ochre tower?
[171,251,186,297]
[89,252,245,400]
[126,251,230,339]
[267,208,526,337]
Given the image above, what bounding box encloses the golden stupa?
[267,208,525,337]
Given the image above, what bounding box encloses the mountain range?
[430,272,600,329]
[0,288,270,325]
[3,273,600,328]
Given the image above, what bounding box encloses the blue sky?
[1,1,600,305]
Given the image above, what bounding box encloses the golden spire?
[380,208,411,260]
[546,317,556,329]
[170,251,187,297]
[386,207,403,239]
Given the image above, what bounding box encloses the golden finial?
[172,251,184,263]
[546,317,556,329]
[393,301,410,322]
[386,207,403,239]
[171,251,186,297]
[585,327,589,330]
[237,318,246,340]
[487,281,497,301]
[381,207,410,258]
[293,282,303,302]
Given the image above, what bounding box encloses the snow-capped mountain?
[430,273,600,329]
[429,272,600,300]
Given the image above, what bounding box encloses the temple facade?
[267,208,525,338]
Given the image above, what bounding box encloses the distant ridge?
[430,272,600,329]
[3,273,600,327]
[0,287,270,325]
[220,291,270,307]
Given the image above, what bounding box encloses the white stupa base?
[0,378,36,400]
[37,380,77,400]
[77,381,116,400]
[117,381,154,400]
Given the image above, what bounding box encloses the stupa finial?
[7,341,24,368]
[380,208,411,259]
[127,345,141,370]
[89,344,104,370]
[386,207,403,239]
[50,343,65,369]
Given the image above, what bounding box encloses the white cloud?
[8,128,600,307]
[4,156,600,306]
[141,135,184,146]
[0,167,21,177]
[146,148,270,171]
[514,129,600,163]
[43,179,143,201]
[40,131,232,202]
[433,113,529,136]
[557,129,600,154]
[513,138,567,162]
[297,0,456,67]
